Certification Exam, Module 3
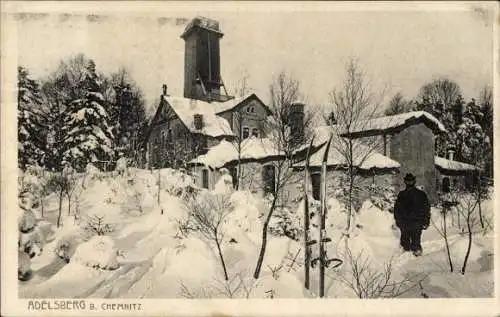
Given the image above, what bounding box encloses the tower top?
[181,16,224,39]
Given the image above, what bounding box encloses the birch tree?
[326,58,386,237]
[253,71,316,279]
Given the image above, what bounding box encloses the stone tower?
[181,17,232,102]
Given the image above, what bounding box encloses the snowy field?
[18,166,494,299]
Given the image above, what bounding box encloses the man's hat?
[404,173,416,184]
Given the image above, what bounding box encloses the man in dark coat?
[393,173,431,256]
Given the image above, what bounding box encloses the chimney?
[194,114,204,130]
[162,84,168,96]
[448,149,455,161]
[289,101,305,146]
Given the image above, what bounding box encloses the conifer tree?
[61,60,115,171]
[18,66,47,170]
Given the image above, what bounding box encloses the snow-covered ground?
[18,167,494,299]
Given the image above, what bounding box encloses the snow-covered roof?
[212,93,270,114]
[295,138,400,171]
[341,111,447,137]
[212,93,251,114]
[435,156,480,172]
[189,137,283,169]
[163,95,234,138]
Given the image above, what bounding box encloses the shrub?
[72,235,120,270]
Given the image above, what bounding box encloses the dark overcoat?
[393,186,431,229]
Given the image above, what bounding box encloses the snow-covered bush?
[18,190,46,254]
[19,208,37,233]
[366,185,397,213]
[214,168,233,195]
[115,156,127,175]
[54,234,81,263]
[269,206,303,241]
[72,235,120,270]
[83,163,102,187]
[160,168,198,198]
[84,214,114,236]
[18,226,45,258]
[18,251,32,281]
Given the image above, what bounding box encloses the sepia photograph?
[1,1,498,316]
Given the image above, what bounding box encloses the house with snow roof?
[307,111,480,204]
[144,16,479,206]
[144,17,273,178]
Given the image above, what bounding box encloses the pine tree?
[457,99,490,165]
[104,68,147,159]
[478,87,493,178]
[18,66,47,170]
[61,60,115,171]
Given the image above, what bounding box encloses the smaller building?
[294,125,400,206]
[435,155,480,192]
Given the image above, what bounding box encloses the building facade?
[145,17,271,169]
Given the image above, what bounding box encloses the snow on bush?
[54,234,81,263]
[19,208,37,233]
[83,214,114,236]
[356,200,395,236]
[226,191,266,242]
[72,235,120,270]
[367,185,397,213]
[18,250,32,281]
[213,168,233,195]
[20,165,44,196]
[115,157,127,175]
[269,206,303,241]
[157,168,198,198]
[18,226,45,257]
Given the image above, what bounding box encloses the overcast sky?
[12,2,495,115]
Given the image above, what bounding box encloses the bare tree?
[179,272,256,299]
[450,191,481,275]
[232,73,251,190]
[417,77,462,110]
[326,58,386,236]
[431,195,455,272]
[253,71,316,279]
[186,192,234,281]
[45,167,77,228]
[385,92,409,115]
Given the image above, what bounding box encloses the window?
[229,167,238,189]
[262,165,276,195]
[167,129,173,142]
[202,169,209,189]
[242,127,250,139]
[442,177,450,193]
[251,128,259,138]
[311,172,321,200]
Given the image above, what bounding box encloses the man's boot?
[413,249,423,257]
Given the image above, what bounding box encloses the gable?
[143,97,183,146]
[215,93,271,116]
